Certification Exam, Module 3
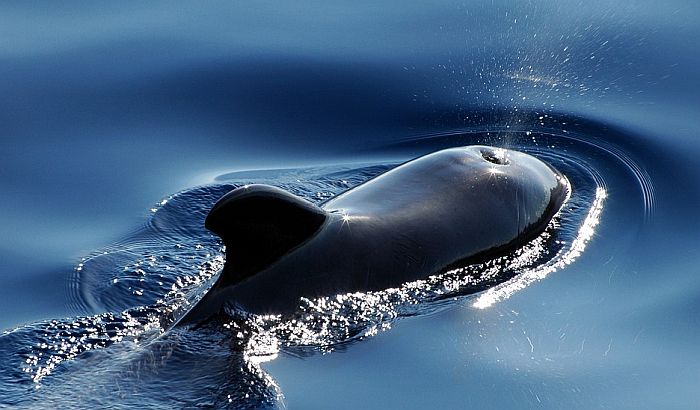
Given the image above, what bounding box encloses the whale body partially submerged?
[178,146,569,325]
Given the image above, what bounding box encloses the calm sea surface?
[1,2,699,408]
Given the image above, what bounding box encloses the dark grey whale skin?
[178,146,569,325]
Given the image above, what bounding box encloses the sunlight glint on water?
[473,186,606,309]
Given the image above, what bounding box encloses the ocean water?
[1,1,699,409]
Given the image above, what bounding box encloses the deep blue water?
[1,1,699,409]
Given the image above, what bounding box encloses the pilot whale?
[178,146,569,325]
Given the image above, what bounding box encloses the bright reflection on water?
[473,186,606,309]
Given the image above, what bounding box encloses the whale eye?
[480,148,510,165]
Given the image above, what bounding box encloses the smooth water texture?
[1,1,699,409]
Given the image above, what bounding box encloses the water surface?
[1,1,699,409]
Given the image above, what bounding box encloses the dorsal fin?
[205,184,327,285]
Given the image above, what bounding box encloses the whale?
[177,146,570,325]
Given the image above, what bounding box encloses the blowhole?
[480,148,510,165]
